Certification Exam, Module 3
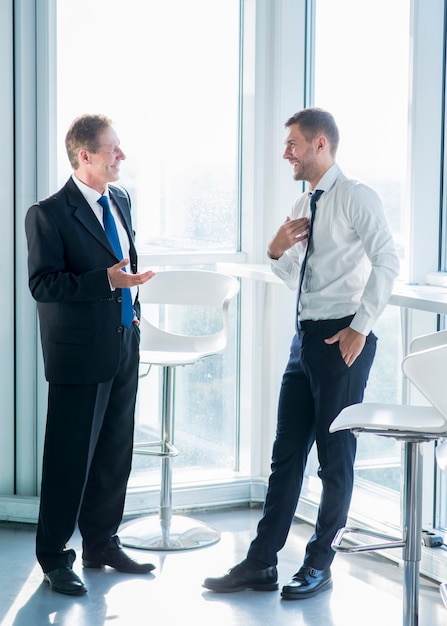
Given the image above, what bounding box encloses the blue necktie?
[98,195,134,328]
[296,189,324,330]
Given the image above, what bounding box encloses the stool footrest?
[332,526,405,553]
[133,441,179,457]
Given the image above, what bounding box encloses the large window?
[56,0,242,494]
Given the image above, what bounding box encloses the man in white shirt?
[203,107,399,599]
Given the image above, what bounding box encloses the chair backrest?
[138,269,239,306]
[137,270,239,357]
[402,340,447,423]
[409,329,447,354]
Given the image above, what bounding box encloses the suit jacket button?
[117,326,123,333]
[117,296,122,303]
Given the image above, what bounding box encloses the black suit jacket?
[25,177,139,385]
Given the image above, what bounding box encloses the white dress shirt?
[72,175,137,304]
[270,163,400,335]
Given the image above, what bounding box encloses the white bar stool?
[330,330,447,626]
[120,270,239,550]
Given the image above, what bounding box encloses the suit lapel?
[65,178,137,265]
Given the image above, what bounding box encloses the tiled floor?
[0,506,445,626]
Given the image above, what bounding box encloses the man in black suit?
[25,114,156,595]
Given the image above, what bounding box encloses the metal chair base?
[128,365,221,551]
[119,514,220,550]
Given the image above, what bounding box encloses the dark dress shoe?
[202,559,278,592]
[44,567,87,595]
[281,566,332,599]
[82,536,155,574]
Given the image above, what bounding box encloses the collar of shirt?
[72,174,109,223]
[309,162,341,195]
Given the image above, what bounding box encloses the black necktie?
[98,195,134,328]
[296,189,324,329]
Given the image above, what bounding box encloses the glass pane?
[56,0,240,252]
[436,315,447,533]
[314,0,409,274]
[132,278,239,488]
[311,0,410,528]
[132,290,237,485]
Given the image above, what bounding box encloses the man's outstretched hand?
[107,259,155,288]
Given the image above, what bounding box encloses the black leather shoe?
[202,559,278,592]
[281,566,332,599]
[44,567,87,595]
[82,536,155,574]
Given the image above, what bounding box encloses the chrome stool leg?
[332,439,423,626]
[402,441,422,626]
[120,366,220,551]
[159,365,175,545]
